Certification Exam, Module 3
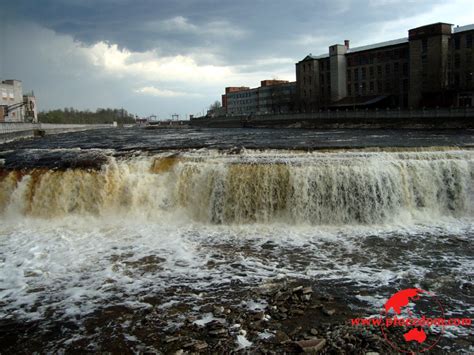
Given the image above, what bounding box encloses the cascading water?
[1,149,472,224]
[0,147,473,353]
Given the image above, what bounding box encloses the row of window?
[228,92,257,99]
[348,62,409,81]
[347,79,409,95]
[453,33,473,50]
[347,48,409,66]
[452,52,473,68]
[302,86,331,98]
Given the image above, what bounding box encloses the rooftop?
[453,24,474,33]
[347,37,408,54]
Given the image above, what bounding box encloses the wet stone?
[295,338,327,353]
[274,330,290,344]
[194,341,208,351]
[292,286,303,293]
[323,308,336,316]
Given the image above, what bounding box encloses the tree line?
[38,108,136,124]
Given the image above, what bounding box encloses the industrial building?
[0,79,38,122]
[296,22,474,110]
[222,80,296,116]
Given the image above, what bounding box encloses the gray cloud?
[1,0,472,117]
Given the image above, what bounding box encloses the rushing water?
[0,128,473,352]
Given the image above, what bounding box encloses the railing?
[253,107,474,121]
[199,107,474,121]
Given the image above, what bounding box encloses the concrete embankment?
[0,123,114,144]
[190,108,474,129]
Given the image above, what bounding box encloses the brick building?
[296,22,474,110]
[223,80,296,116]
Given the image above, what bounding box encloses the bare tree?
[209,101,222,111]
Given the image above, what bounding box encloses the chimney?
[344,40,350,49]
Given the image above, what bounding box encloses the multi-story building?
[296,22,474,110]
[451,24,474,106]
[0,79,38,122]
[223,80,296,116]
[1,80,24,122]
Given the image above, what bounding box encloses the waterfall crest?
[0,150,472,225]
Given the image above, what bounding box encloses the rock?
[291,309,305,316]
[275,330,290,344]
[209,328,227,336]
[292,286,303,293]
[194,341,208,351]
[278,306,288,313]
[165,336,180,343]
[302,294,312,301]
[310,328,319,336]
[365,352,380,355]
[289,326,302,338]
[173,350,184,355]
[213,305,224,315]
[253,311,265,321]
[295,338,327,353]
[201,304,213,313]
[323,308,336,316]
[182,341,196,348]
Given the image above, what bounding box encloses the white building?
[0,79,38,122]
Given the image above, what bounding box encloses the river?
[0,127,473,353]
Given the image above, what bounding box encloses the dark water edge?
[1,127,473,151]
[1,127,473,170]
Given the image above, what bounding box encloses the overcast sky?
[1,0,473,118]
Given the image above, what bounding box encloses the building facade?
[296,22,474,110]
[223,80,296,116]
[1,80,23,122]
[0,79,38,122]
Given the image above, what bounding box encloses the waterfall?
[0,150,472,225]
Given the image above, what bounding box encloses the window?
[354,68,359,81]
[362,67,367,80]
[385,82,392,92]
[422,39,428,53]
[377,65,382,76]
[369,81,374,92]
[385,64,391,75]
[403,62,409,76]
[466,72,472,85]
[369,66,374,79]
[455,54,461,69]
[394,62,399,73]
[454,36,460,50]
[347,69,351,81]
[467,34,473,48]
[347,84,352,96]
[403,79,409,91]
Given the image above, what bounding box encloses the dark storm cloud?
[6,0,447,63]
[1,0,471,117]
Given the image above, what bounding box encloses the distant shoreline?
[190,108,474,129]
